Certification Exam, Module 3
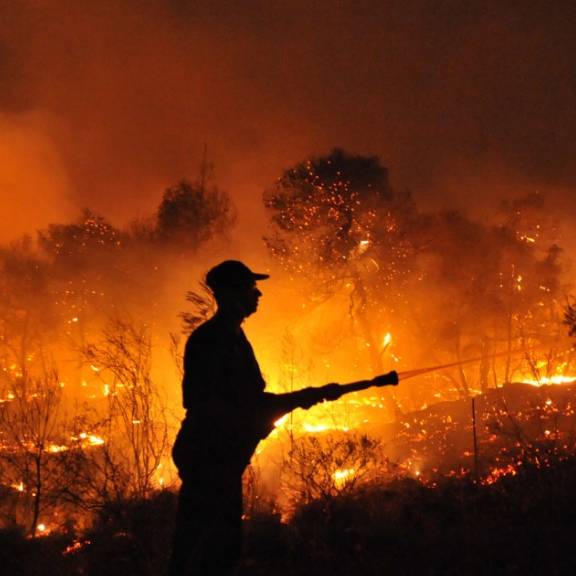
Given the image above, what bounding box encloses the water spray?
[397,348,533,381]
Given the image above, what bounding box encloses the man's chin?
[241,304,258,318]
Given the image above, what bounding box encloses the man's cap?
[205,260,270,291]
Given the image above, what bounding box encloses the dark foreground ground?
[2,458,576,576]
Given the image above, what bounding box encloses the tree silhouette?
[156,176,235,249]
[565,302,576,338]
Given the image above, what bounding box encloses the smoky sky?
[1,0,575,243]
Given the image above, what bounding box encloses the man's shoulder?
[185,317,232,350]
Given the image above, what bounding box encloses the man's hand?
[297,387,328,409]
[320,383,344,401]
[371,371,399,387]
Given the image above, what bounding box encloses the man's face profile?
[217,281,262,318]
[234,282,262,317]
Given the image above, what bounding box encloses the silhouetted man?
[168,260,397,575]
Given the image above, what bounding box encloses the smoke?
[0,0,575,248]
[0,113,75,241]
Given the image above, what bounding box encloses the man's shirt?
[182,314,266,413]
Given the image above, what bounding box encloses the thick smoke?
[1,0,575,246]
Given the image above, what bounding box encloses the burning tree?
[83,318,169,501]
[0,367,92,536]
[403,201,568,400]
[264,149,419,383]
[264,151,568,406]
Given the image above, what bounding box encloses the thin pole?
[472,397,479,481]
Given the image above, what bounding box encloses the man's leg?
[168,478,243,576]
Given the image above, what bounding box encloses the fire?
[35,523,53,536]
[332,468,356,489]
[523,375,576,387]
[382,332,392,349]
[86,434,105,446]
[357,239,370,255]
[482,464,518,485]
[274,414,289,428]
[302,422,350,433]
[46,443,68,454]
[73,432,105,447]
[63,539,92,556]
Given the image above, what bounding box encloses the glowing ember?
[35,523,51,536]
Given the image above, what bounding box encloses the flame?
[302,422,350,433]
[302,423,331,433]
[73,432,105,447]
[274,414,289,428]
[46,444,69,454]
[382,332,392,349]
[35,523,53,536]
[357,239,370,255]
[332,468,356,489]
[523,375,576,387]
[482,464,518,485]
[63,539,92,556]
[86,434,105,446]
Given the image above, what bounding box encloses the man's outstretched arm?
[255,371,399,439]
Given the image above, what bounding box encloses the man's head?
[205,260,269,318]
